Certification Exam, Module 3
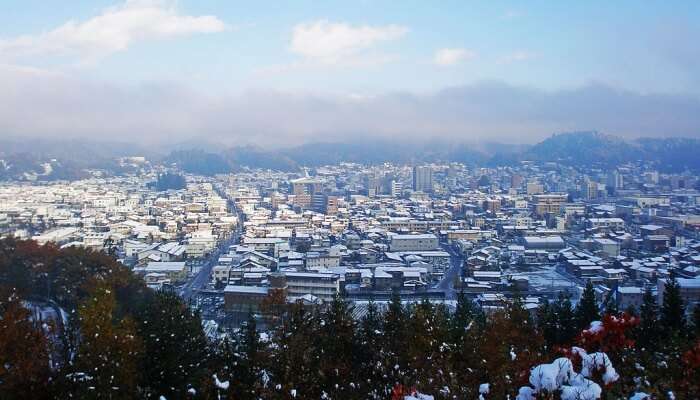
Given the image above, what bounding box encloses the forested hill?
[163,133,700,174]
[1,237,700,399]
[524,132,700,171]
[4,133,700,180]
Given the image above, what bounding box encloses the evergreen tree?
[211,336,239,399]
[357,298,384,398]
[0,289,52,400]
[382,290,408,393]
[406,299,435,389]
[318,293,359,399]
[692,303,700,340]
[551,293,577,345]
[67,284,142,399]
[536,300,557,349]
[575,281,600,330]
[603,289,619,316]
[481,297,544,399]
[451,290,474,343]
[137,290,209,399]
[232,314,264,400]
[660,274,686,335]
[270,301,321,399]
[636,288,659,350]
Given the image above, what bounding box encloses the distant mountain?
[3,132,700,180]
[164,150,232,175]
[281,141,472,166]
[523,132,700,171]
[524,131,638,167]
[634,137,700,172]
[0,154,89,181]
[226,145,300,172]
[0,138,154,181]
[0,138,155,161]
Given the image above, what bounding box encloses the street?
[435,243,464,300]
[179,186,241,303]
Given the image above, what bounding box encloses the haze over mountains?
[3,131,700,180]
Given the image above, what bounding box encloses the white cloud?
[499,50,536,64]
[289,20,407,64]
[433,48,476,66]
[2,66,698,147]
[0,0,227,61]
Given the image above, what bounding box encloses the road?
[435,243,464,300]
[180,185,241,303]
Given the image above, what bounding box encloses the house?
[223,285,270,313]
[389,234,439,252]
[134,261,188,282]
[617,286,645,311]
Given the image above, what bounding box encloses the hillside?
[525,132,638,167]
[4,133,700,180]
[525,132,700,171]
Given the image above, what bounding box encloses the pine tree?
[575,281,600,330]
[318,293,359,399]
[357,297,386,399]
[603,289,619,316]
[552,293,576,345]
[138,290,209,399]
[232,314,263,400]
[211,336,239,399]
[270,301,321,399]
[536,300,557,349]
[691,303,700,340]
[382,290,408,393]
[481,297,544,399]
[660,274,686,335]
[451,290,474,343]
[636,288,659,350]
[67,284,142,399]
[406,299,435,390]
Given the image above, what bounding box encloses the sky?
[0,0,699,147]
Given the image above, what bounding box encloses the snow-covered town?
[2,1,700,398]
[1,159,700,398]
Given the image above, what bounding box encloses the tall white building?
[391,180,403,197]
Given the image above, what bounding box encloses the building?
[532,194,567,217]
[212,265,232,284]
[584,180,599,201]
[617,286,645,310]
[280,271,340,301]
[290,177,322,196]
[223,285,270,313]
[305,251,341,269]
[594,238,621,258]
[607,170,623,192]
[658,277,700,306]
[587,218,625,231]
[522,236,566,250]
[134,261,188,282]
[391,180,403,197]
[412,166,433,192]
[526,182,544,195]
[389,234,439,252]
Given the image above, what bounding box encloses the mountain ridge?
[3,132,700,179]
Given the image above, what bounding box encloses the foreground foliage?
[0,237,699,399]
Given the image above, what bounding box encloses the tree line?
[1,237,699,399]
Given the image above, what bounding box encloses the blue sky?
[0,0,699,146]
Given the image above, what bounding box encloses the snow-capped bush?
[522,347,618,400]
